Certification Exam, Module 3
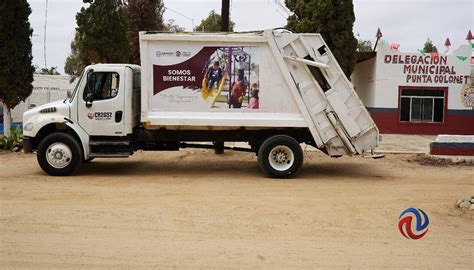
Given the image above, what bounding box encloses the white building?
[352,42,473,135]
[1,74,74,134]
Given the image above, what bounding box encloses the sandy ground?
[0,149,473,269]
[377,134,436,153]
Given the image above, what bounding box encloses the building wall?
[355,43,474,135]
[11,74,74,122]
[1,74,74,134]
[352,57,377,107]
[368,107,474,134]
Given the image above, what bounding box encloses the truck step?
[89,140,130,146]
[88,152,131,158]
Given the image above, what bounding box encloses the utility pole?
[43,0,49,68]
[215,0,230,154]
[220,0,230,32]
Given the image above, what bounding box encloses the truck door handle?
[115,111,123,123]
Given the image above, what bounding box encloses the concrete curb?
[374,150,427,155]
[431,155,474,163]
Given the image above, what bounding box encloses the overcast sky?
[28,0,473,74]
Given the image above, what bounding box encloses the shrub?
[0,128,22,151]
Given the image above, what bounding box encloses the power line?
[266,0,287,19]
[43,0,49,68]
[274,0,293,16]
[164,7,195,30]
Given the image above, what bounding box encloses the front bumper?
[22,136,33,153]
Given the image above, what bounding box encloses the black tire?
[37,132,83,176]
[258,135,303,178]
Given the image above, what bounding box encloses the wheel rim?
[268,145,294,171]
[46,142,72,169]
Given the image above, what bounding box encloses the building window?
[399,88,445,123]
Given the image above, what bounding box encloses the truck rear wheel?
[37,132,83,176]
[258,135,303,178]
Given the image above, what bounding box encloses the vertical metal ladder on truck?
[266,30,379,157]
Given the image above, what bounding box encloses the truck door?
[78,68,125,136]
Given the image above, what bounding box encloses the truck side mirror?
[66,90,72,98]
[85,93,94,108]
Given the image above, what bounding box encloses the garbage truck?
[22,29,379,178]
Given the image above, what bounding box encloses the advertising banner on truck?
[151,44,261,111]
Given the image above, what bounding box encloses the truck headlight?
[24,122,34,131]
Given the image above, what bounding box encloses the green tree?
[37,67,61,75]
[64,32,85,78]
[194,10,235,32]
[125,0,165,64]
[357,38,373,52]
[75,0,129,65]
[0,0,34,135]
[423,38,438,53]
[285,0,358,77]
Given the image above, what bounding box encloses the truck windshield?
[68,70,85,103]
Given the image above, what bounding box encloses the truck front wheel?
[258,135,303,178]
[37,132,83,176]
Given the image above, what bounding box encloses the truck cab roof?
[87,63,141,71]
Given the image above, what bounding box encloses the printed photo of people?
[201,46,260,109]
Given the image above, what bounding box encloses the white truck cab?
[23,30,379,178]
[23,64,141,169]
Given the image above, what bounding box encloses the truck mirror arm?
[85,93,94,108]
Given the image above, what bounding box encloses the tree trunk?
[2,102,11,136]
[220,0,230,32]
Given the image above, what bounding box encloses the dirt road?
[0,150,473,269]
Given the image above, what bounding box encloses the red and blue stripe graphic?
[398,208,429,240]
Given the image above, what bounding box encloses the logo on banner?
[156,51,174,57]
[398,208,429,240]
[156,50,191,58]
[174,51,192,57]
